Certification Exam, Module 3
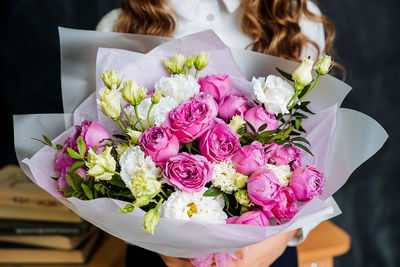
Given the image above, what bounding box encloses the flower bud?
[240,205,251,214]
[127,129,142,145]
[292,58,314,91]
[186,57,194,69]
[234,173,249,189]
[86,147,116,181]
[116,142,129,160]
[121,80,147,106]
[101,70,121,90]
[97,88,121,120]
[151,91,163,104]
[235,189,252,206]
[144,208,160,234]
[134,195,152,208]
[128,175,162,201]
[229,115,246,133]
[193,52,209,71]
[316,55,333,75]
[163,54,186,74]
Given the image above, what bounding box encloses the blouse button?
[206,14,214,21]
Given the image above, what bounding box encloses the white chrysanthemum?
[155,74,200,104]
[159,188,227,224]
[119,146,162,186]
[252,75,294,115]
[212,161,239,194]
[124,96,178,129]
[266,163,292,186]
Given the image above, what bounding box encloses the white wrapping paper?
[13,28,388,258]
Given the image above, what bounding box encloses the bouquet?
[14,29,387,264]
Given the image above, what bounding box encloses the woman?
[97,1,335,266]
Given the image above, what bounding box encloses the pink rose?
[163,153,213,193]
[139,126,179,163]
[270,187,297,222]
[165,99,213,143]
[244,106,279,133]
[218,95,248,121]
[247,168,280,209]
[265,143,302,170]
[199,74,232,102]
[235,209,270,226]
[289,166,325,201]
[231,141,267,175]
[191,92,218,117]
[199,119,240,163]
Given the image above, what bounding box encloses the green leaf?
[120,204,135,213]
[113,134,127,141]
[203,187,222,197]
[67,148,83,160]
[81,183,93,200]
[276,67,294,82]
[295,118,301,129]
[185,142,193,153]
[94,184,101,191]
[294,112,308,119]
[293,143,314,156]
[108,175,126,188]
[258,123,268,132]
[92,145,98,154]
[291,137,311,146]
[68,161,85,174]
[298,84,311,99]
[65,176,76,191]
[58,187,73,192]
[221,192,230,210]
[31,138,49,147]
[245,120,257,135]
[280,126,295,141]
[77,136,86,158]
[43,135,52,146]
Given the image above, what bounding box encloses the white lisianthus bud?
[97,88,121,120]
[193,52,209,71]
[101,70,121,90]
[316,55,333,75]
[127,129,142,145]
[292,58,314,91]
[134,195,152,208]
[151,91,163,104]
[163,54,186,74]
[144,208,160,234]
[235,189,253,206]
[234,173,249,189]
[240,205,251,214]
[115,142,129,160]
[121,80,147,106]
[186,57,194,69]
[86,147,116,181]
[229,115,246,133]
[128,175,161,201]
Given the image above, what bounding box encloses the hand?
[159,254,194,267]
[232,229,297,267]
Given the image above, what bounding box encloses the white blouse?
[96,0,328,246]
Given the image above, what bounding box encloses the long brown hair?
[114,0,335,62]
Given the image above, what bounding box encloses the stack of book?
[0,165,99,265]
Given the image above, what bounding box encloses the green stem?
[115,118,127,133]
[134,105,145,131]
[195,69,200,80]
[121,105,136,130]
[147,103,155,127]
[104,168,120,176]
[160,190,168,199]
[187,66,192,76]
[289,74,321,109]
[155,198,164,212]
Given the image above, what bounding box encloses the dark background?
[2,0,399,266]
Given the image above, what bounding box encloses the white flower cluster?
[212,161,239,194]
[159,189,227,224]
[252,75,294,115]
[155,74,200,104]
[266,163,292,186]
[119,146,162,184]
[124,96,178,129]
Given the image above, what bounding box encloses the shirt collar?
[170,0,241,20]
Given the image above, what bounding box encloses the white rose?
[252,75,294,115]
[155,74,200,104]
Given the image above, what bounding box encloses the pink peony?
[139,126,179,163]
[289,166,325,201]
[218,95,248,121]
[244,106,279,133]
[199,74,232,102]
[163,153,213,193]
[191,92,218,117]
[165,99,213,143]
[235,209,270,226]
[270,187,297,222]
[231,141,267,175]
[199,119,240,163]
[247,168,281,209]
[265,143,302,170]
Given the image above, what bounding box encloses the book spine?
[0,194,67,210]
